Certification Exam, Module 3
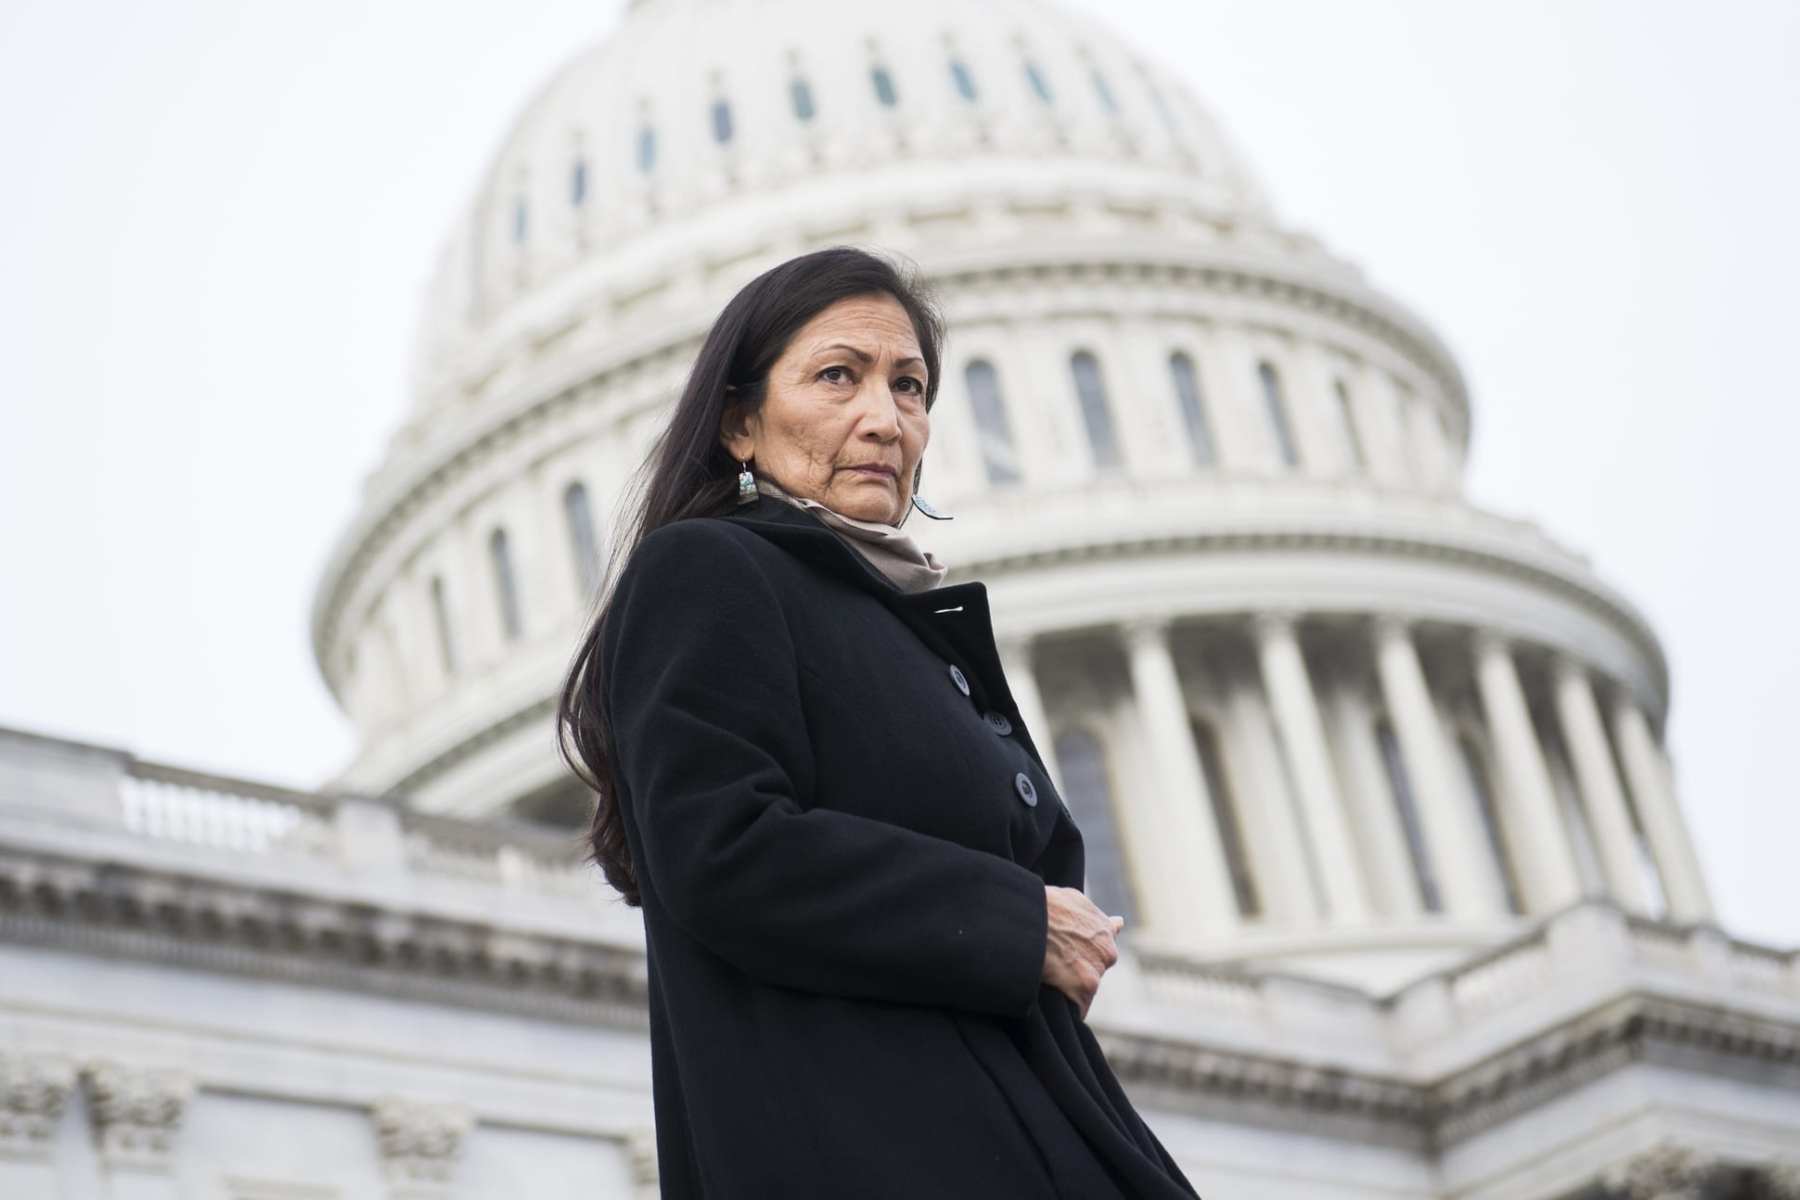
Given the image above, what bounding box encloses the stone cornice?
[1100,992,1800,1150]
[0,846,648,1031]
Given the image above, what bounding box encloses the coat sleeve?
[602,519,1049,1018]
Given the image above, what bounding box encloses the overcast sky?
[1,0,1794,947]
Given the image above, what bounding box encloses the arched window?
[429,575,457,677]
[563,481,601,598]
[1376,718,1441,912]
[1457,734,1523,914]
[870,65,898,107]
[569,158,587,207]
[636,125,656,173]
[1257,360,1300,467]
[1334,379,1365,471]
[949,58,978,102]
[1091,69,1117,114]
[1169,351,1216,467]
[1069,351,1123,471]
[488,527,523,642]
[511,197,528,244]
[1054,727,1136,922]
[1024,61,1053,104]
[1192,718,1259,918]
[710,98,733,144]
[964,359,1021,485]
[790,77,816,122]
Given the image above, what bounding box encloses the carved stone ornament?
[0,1052,76,1159]
[1603,1143,1734,1200]
[79,1060,195,1170]
[370,1095,473,1193]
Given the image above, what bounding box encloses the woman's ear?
[718,393,755,461]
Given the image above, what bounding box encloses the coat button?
[983,710,1013,735]
[948,664,970,696]
[1014,772,1038,807]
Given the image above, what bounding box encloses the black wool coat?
[601,493,1202,1200]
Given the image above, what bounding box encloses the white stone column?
[1550,656,1651,913]
[1371,616,1502,918]
[997,634,1062,795]
[1610,696,1714,922]
[1121,617,1241,941]
[1321,681,1420,919]
[1472,632,1583,913]
[1253,611,1369,923]
[1220,677,1322,925]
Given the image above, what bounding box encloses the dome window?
[1334,378,1366,470]
[511,198,528,244]
[948,58,978,102]
[488,527,524,642]
[570,158,588,206]
[1169,352,1216,467]
[710,98,733,144]
[790,77,816,122]
[636,125,656,173]
[870,65,898,108]
[1091,69,1118,114]
[563,481,602,598]
[1055,726,1138,923]
[1069,350,1124,472]
[1257,360,1301,468]
[964,359,1021,485]
[1024,60,1054,105]
[429,575,457,677]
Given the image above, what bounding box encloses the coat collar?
[718,494,956,606]
[717,495,1027,731]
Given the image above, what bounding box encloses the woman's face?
[720,292,930,525]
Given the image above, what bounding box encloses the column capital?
[1370,612,1417,645]
[1119,614,1176,648]
[1250,608,1305,643]
[1471,628,1515,662]
[80,1059,194,1172]
[372,1094,475,1195]
[994,630,1037,660]
[1549,650,1589,686]
[0,1051,76,1162]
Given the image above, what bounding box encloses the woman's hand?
[1041,885,1126,1020]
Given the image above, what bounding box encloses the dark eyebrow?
[817,343,927,372]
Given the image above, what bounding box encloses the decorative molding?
[1101,992,1800,1151]
[0,848,649,1031]
[0,1051,75,1161]
[79,1059,194,1170]
[370,1096,473,1199]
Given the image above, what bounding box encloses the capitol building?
[3,0,1797,1196]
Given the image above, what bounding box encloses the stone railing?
[0,724,602,904]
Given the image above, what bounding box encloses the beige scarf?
[754,474,949,594]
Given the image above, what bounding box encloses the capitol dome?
[311,0,1711,989]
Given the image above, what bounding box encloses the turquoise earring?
[736,459,759,505]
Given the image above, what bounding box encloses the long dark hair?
[556,245,947,905]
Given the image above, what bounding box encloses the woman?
[558,246,1201,1199]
